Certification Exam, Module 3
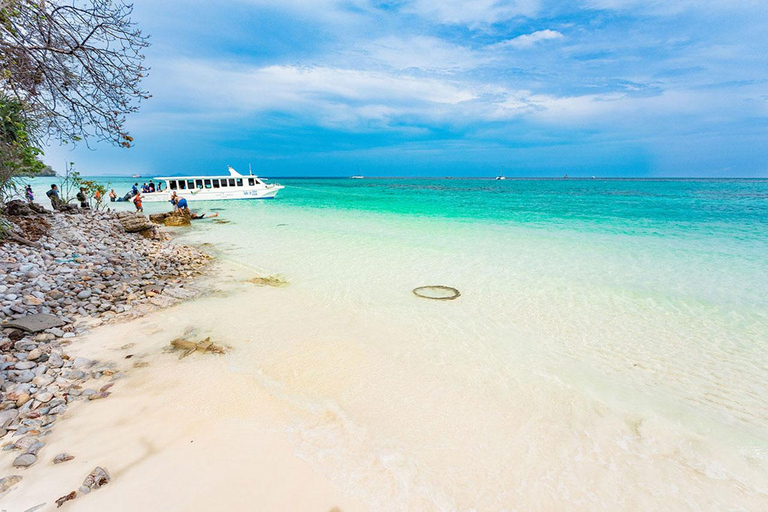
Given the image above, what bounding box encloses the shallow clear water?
[23,176,768,509]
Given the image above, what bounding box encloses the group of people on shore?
[35,182,215,220]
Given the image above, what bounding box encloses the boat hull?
[140,186,283,203]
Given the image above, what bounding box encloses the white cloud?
[353,36,482,72]
[155,61,479,129]
[406,0,541,26]
[492,29,564,49]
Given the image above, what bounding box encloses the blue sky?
[42,0,768,177]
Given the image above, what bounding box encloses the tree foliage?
[0,94,44,202]
[0,0,150,148]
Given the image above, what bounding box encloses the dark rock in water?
[210,208,225,211]
[164,215,191,227]
[5,313,66,333]
[149,212,172,224]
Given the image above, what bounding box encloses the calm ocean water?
[23,176,768,509]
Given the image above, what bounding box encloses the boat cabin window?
[248,178,255,186]
[204,179,212,189]
[236,178,243,187]
[212,179,220,188]
[187,180,195,189]
[169,180,178,190]
[179,180,186,190]
[195,179,203,189]
[228,179,236,186]
[220,179,227,187]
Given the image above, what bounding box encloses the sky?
[42,0,768,177]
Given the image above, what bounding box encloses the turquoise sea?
[23,176,768,509]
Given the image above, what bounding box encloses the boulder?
[3,199,33,216]
[149,212,172,224]
[164,214,191,227]
[119,214,154,233]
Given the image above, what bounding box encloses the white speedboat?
[140,166,284,203]
[350,175,364,179]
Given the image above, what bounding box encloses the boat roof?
[153,166,261,181]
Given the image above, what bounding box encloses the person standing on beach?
[132,183,138,196]
[46,184,61,210]
[76,187,90,209]
[133,192,143,212]
[25,185,34,202]
[109,189,117,202]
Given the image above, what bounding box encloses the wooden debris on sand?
[246,275,288,287]
[169,336,228,359]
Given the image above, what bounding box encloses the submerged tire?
[412,285,461,301]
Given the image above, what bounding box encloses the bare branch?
[0,0,151,147]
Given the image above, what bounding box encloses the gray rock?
[53,453,75,464]
[13,453,37,467]
[0,475,22,493]
[26,440,45,455]
[0,409,18,428]
[14,371,35,383]
[48,404,67,415]
[36,392,53,403]
[82,466,110,491]
[77,289,92,300]
[4,313,66,333]
[48,353,63,368]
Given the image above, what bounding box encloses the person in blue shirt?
[177,196,188,210]
[131,183,138,196]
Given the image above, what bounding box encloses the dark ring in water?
[412,285,461,301]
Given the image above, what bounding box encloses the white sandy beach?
[2,267,366,511]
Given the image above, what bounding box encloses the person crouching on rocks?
[133,192,143,212]
[169,191,179,210]
[76,187,90,209]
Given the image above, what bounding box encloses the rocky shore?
[0,201,211,500]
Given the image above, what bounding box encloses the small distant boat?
[141,165,284,202]
[131,174,141,178]
[350,175,364,179]
[495,166,506,180]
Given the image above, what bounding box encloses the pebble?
[36,392,53,403]
[53,453,75,464]
[13,453,37,468]
[0,475,22,492]
[0,208,210,463]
